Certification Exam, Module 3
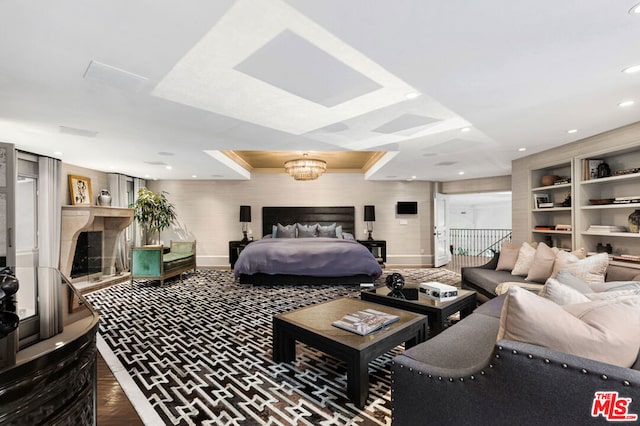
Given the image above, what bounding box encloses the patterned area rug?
[86,268,461,425]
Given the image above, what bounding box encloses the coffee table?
[272,297,427,408]
[360,286,476,337]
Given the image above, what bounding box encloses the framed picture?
[533,193,550,209]
[69,175,92,205]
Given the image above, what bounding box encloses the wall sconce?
[364,205,376,241]
[239,205,251,243]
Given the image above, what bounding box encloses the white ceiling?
[1,0,639,182]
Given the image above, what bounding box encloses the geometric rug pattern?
[85,268,461,426]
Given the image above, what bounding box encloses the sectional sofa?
[392,260,640,425]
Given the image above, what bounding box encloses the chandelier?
[284,153,327,181]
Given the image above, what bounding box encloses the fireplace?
[70,231,103,279]
[60,206,134,283]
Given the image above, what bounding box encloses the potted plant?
[130,188,177,245]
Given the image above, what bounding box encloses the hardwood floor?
[97,352,143,425]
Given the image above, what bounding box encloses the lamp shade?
[239,205,251,222]
[364,205,376,222]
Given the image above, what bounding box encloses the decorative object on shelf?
[364,205,376,240]
[130,188,177,245]
[596,243,613,254]
[589,198,615,205]
[96,189,112,206]
[533,193,550,208]
[553,176,571,185]
[628,209,640,233]
[541,175,559,186]
[68,174,92,205]
[613,167,640,176]
[239,205,251,243]
[561,194,571,207]
[597,162,611,178]
[284,153,326,181]
[385,273,405,298]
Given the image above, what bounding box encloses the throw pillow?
[317,223,337,238]
[496,241,521,271]
[525,242,559,282]
[551,252,609,285]
[296,223,318,238]
[498,286,640,368]
[495,281,544,296]
[511,242,537,276]
[589,281,640,293]
[555,270,592,294]
[275,223,296,238]
[541,278,590,305]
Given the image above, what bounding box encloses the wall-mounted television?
[396,201,418,215]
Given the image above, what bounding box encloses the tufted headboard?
[261,206,356,237]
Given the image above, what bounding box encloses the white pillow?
[541,278,590,305]
[552,252,609,285]
[498,286,640,368]
[511,243,537,276]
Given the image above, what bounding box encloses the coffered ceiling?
[1,1,639,182]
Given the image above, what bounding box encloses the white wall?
[148,173,435,267]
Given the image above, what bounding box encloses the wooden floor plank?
[96,352,143,425]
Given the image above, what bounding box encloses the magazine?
[332,308,400,336]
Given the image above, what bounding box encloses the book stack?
[332,308,399,335]
[613,196,640,204]
[587,225,628,233]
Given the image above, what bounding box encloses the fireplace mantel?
[60,206,134,280]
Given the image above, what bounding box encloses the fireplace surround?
[60,206,133,284]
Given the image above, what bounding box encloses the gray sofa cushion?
[463,268,528,295]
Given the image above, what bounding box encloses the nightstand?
[357,240,386,264]
[229,240,253,269]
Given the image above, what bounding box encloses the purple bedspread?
[233,238,382,279]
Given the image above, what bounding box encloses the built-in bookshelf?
[529,161,574,249]
[576,146,640,263]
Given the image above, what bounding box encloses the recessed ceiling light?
[405,92,419,99]
[192,175,197,178]
[460,127,471,132]
[165,165,172,170]
[518,147,527,152]
[458,171,465,175]
[411,175,417,179]
[567,129,578,134]
[144,174,150,178]
[618,100,635,107]
[629,2,640,14]
[53,151,63,156]
[623,64,640,74]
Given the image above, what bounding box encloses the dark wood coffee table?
[361,286,477,337]
[272,297,427,408]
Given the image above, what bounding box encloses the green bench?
[131,241,196,285]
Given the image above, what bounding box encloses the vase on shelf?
[97,189,112,207]
[629,209,640,233]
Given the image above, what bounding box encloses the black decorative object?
[239,205,251,242]
[597,162,611,178]
[0,291,19,374]
[385,272,405,298]
[364,205,375,241]
[629,209,640,233]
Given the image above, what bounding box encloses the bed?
[234,206,383,285]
